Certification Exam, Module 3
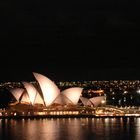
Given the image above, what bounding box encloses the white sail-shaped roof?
[89,96,105,107]
[33,72,60,106]
[10,88,24,101]
[53,94,73,105]
[80,96,92,106]
[34,92,44,105]
[61,87,83,105]
[20,91,30,103]
[22,82,37,105]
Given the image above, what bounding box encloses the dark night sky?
[0,0,140,82]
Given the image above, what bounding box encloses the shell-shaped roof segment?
[34,92,44,105]
[53,94,73,105]
[10,88,24,101]
[33,72,60,106]
[61,87,83,105]
[80,96,92,106]
[20,91,30,103]
[22,82,37,105]
[89,96,105,107]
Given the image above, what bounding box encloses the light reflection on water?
[0,117,140,140]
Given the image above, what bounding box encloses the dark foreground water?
[0,117,140,140]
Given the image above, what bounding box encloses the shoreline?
[0,115,139,119]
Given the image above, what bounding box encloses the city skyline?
[1,75,140,111]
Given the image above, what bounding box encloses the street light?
[137,89,140,94]
[101,100,106,106]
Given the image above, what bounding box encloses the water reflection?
[0,117,139,140]
[136,118,140,140]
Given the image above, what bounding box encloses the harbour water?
[0,117,140,140]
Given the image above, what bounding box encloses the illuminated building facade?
[10,72,105,108]
[2,72,106,117]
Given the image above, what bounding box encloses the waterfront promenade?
[1,106,140,119]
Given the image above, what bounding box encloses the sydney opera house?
[1,73,105,117]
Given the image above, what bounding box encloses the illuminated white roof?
[80,96,92,106]
[61,87,83,105]
[22,82,37,105]
[33,72,60,106]
[10,88,24,101]
[20,91,30,103]
[34,92,45,105]
[89,96,105,106]
[53,94,73,105]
